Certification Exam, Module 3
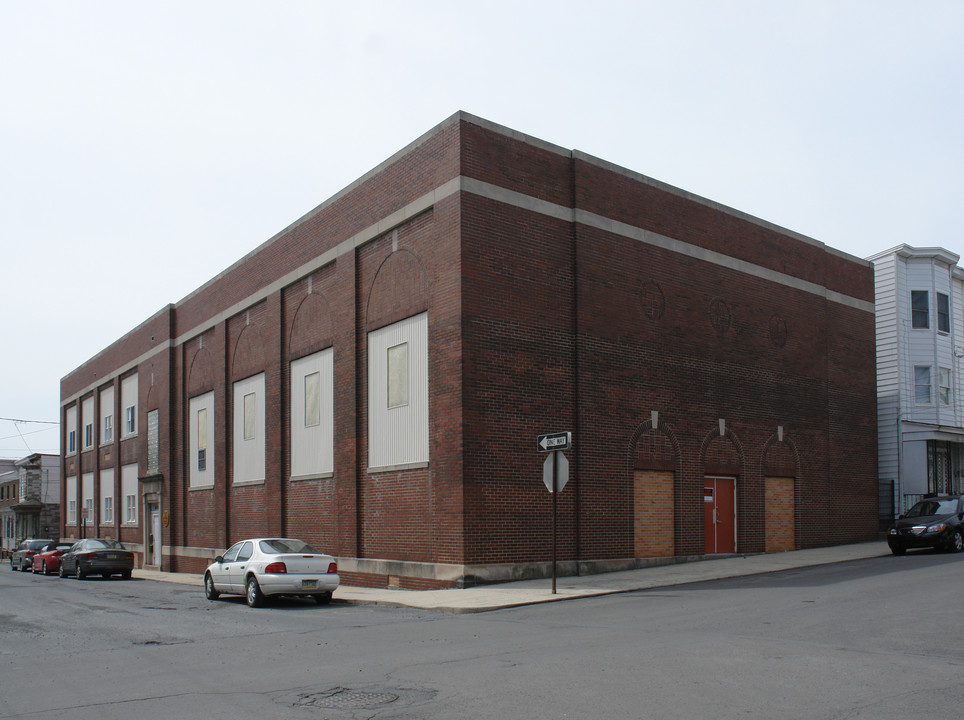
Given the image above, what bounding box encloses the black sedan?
[888,495,964,555]
[58,538,135,579]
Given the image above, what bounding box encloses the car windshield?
[28,541,50,550]
[906,499,959,518]
[87,539,124,549]
[260,539,318,554]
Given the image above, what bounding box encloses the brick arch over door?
[699,427,746,554]
[365,248,429,331]
[288,291,333,359]
[762,434,801,552]
[628,416,682,558]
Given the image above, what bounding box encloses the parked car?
[888,495,964,555]
[58,538,135,579]
[32,543,74,575]
[10,538,55,571]
[204,538,339,607]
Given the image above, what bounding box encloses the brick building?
[59,112,878,588]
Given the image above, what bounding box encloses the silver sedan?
[203,538,339,607]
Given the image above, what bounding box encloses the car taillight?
[264,562,287,574]
[327,562,337,573]
[87,553,99,559]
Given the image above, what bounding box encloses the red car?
[31,543,73,575]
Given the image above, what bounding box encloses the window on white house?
[912,291,930,329]
[938,293,950,333]
[915,366,932,404]
[939,368,952,405]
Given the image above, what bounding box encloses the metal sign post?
[538,432,571,595]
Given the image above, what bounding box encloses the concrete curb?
[133,541,891,613]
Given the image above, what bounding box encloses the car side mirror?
[897,514,904,520]
[214,555,224,564]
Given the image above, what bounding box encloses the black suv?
[888,495,964,555]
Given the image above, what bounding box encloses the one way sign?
[537,431,571,452]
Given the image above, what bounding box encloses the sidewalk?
[134,541,890,613]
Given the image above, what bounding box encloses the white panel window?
[915,366,932,404]
[290,349,334,478]
[82,396,94,450]
[368,312,429,469]
[100,468,114,524]
[66,475,77,525]
[233,373,265,484]
[82,472,95,525]
[121,373,138,437]
[189,392,215,488]
[939,368,952,406]
[122,464,138,525]
[100,386,114,445]
[65,406,77,455]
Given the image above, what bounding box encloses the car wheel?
[120,570,132,580]
[42,561,49,575]
[950,532,964,553]
[245,576,265,608]
[890,544,906,556]
[314,592,332,605]
[204,573,220,601]
[58,563,67,578]
[75,563,85,580]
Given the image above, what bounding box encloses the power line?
[0,417,58,424]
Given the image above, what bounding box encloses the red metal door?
[703,477,736,553]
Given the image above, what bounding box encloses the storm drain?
[295,687,399,709]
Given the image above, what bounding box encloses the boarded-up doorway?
[634,470,674,557]
[765,476,795,552]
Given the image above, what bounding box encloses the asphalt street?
[2,548,962,720]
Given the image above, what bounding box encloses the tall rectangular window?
[368,313,429,469]
[290,350,334,479]
[103,496,113,524]
[190,392,215,488]
[939,368,952,406]
[68,431,76,454]
[121,374,138,437]
[387,343,410,408]
[100,468,114,525]
[147,409,159,474]
[122,464,138,524]
[84,423,93,449]
[937,293,950,333]
[65,406,77,456]
[912,290,930,329]
[915,365,932,404]
[100,386,114,445]
[233,373,265,485]
[66,475,77,525]
[82,396,94,449]
[304,372,321,427]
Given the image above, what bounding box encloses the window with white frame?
[100,468,114,524]
[82,396,94,450]
[122,463,138,525]
[100,386,114,445]
[121,374,138,437]
[189,392,215,488]
[65,405,77,455]
[66,475,77,525]
[82,472,95,525]
[368,312,428,469]
[912,291,929,329]
[290,349,334,478]
[939,367,952,405]
[915,365,932,404]
[233,373,265,484]
[938,293,950,333]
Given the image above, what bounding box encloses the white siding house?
[870,245,964,518]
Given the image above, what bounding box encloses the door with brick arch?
[634,470,674,557]
[764,477,795,551]
[703,476,736,553]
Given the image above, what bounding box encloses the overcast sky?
[2,1,962,457]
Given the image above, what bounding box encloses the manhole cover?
[296,687,399,709]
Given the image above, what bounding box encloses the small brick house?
[59,112,878,588]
